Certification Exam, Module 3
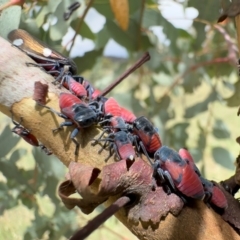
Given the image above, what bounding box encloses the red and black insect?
[178,148,228,209]
[8,29,77,83]
[102,97,122,117]
[153,146,205,200]
[96,116,128,141]
[120,106,137,123]
[63,76,87,99]
[11,116,39,147]
[100,116,127,132]
[91,88,102,100]
[92,131,135,161]
[63,1,81,21]
[131,116,162,157]
[178,148,201,176]
[11,113,52,155]
[72,76,97,99]
[200,177,228,209]
[41,93,101,155]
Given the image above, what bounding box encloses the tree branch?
[0,36,239,240]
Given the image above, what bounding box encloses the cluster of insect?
[8,29,228,211]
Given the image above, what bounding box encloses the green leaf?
[0,0,21,39]
[9,148,27,164]
[159,15,184,55]
[141,34,153,51]
[212,119,230,139]
[42,176,59,203]
[0,125,20,158]
[71,20,96,40]
[153,96,173,124]
[93,0,114,19]
[74,48,103,73]
[33,148,65,180]
[147,48,163,72]
[225,79,240,107]
[129,0,142,14]
[197,123,206,150]
[188,0,221,50]
[184,90,218,118]
[95,26,110,49]
[105,19,136,51]
[47,0,62,12]
[212,147,235,170]
[142,8,162,28]
[189,148,203,163]
[49,1,70,41]
[165,122,189,149]
[19,18,41,37]
[35,6,50,28]
[222,79,234,91]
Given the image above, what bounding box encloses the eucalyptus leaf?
[71,20,96,40]
[212,147,235,170]
[95,26,110,49]
[184,91,218,118]
[74,48,103,73]
[93,0,114,19]
[106,19,136,51]
[0,125,20,158]
[212,119,230,139]
[197,123,206,150]
[188,0,221,50]
[0,0,21,39]
[225,79,240,107]
[165,122,189,149]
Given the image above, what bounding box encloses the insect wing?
[8,29,66,61]
[164,159,185,184]
[8,29,77,74]
[179,148,201,176]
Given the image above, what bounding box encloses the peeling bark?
[0,36,239,240]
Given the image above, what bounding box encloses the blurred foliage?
[0,0,240,239]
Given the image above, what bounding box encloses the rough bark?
[0,36,239,240]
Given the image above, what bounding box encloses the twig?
[99,52,150,97]
[69,196,131,240]
[221,175,240,196]
[64,0,94,52]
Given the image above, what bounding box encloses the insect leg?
[52,121,74,132]
[70,128,80,155]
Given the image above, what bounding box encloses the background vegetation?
[0,0,239,239]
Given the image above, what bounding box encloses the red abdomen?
[146,134,162,153]
[117,143,135,161]
[104,97,121,117]
[211,186,228,209]
[120,107,137,123]
[137,130,161,153]
[92,89,101,99]
[59,93,82,109]
[178,148,194,163]
[67,78,87,98]
[178,164,205,199]
[13,127,39,147]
